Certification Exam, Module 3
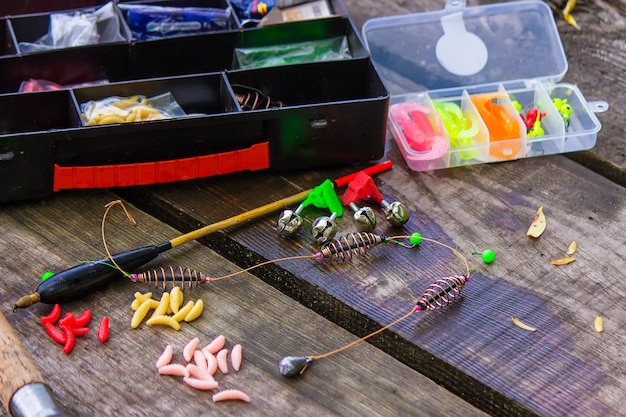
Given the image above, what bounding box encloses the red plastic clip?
[342,171,410,226]
[341,172,383,206]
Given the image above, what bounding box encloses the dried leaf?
[594,315,603,333]
[512,316,537,332]
[550,257,576,265]
[567,240,578,256]
[527,206,547,238]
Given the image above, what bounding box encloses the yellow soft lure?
[563,0,580,30]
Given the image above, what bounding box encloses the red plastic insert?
[53,142,269,191]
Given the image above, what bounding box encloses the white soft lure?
[212,389,251,403]
[155,336,250,403]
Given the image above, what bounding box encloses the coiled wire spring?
[317,232,386,261]
[416,275,468,311]
[130,266,208,291]
[235,91,284,111]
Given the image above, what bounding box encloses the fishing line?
[127,232,472,290]
[101,200,137,277]
[276,233,472,377]
[123,229,473,377]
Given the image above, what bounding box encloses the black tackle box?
[0,0,389,202]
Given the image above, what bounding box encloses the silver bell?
[277,209,303,237]
[349,203,376,232]
[381,200,410,226]
[311,212,338,244]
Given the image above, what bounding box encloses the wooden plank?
[115,151,626,417]
[547,0,626,183]
[0,190,489,417]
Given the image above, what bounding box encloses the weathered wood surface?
[0,191,489,417]
[116,153,626,417]
[109,2,625,415]
[1,1,624,417]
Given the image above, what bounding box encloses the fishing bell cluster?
[276,172,409,244]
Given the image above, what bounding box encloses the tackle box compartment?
[0,0,389,202]
[362,0,607,171]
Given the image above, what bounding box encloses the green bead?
[481,249,496,264]
[41,271,55,282]
[409,232,422,245]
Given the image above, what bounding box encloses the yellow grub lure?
[146,315,181,330]
[172,301,196,322]
[511,316,537,332]
[594,315,603,333]
[562,0,580,30]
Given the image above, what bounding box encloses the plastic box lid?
[361,0,568,96]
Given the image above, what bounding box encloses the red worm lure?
[98,316,110,342]
[58,312,75,327]
[39,305,96,354]
[43,322,66,344]
[61,325,75,354]
[40,303,61,324]
[72,327,91,336]
[75,309,92,327]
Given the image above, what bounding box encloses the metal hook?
[388,239,417,249]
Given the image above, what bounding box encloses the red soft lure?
[72,327,90,337]
[58,312,75,327]
[43,322,66,344]
[61,325,75,354]
[98,317,110,342]
[40,304,61,324]
[40,306,95,354]
[74,310,92,327]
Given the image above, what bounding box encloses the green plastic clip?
[301,179,344,217]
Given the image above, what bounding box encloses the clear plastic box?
[362,0,608,171]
